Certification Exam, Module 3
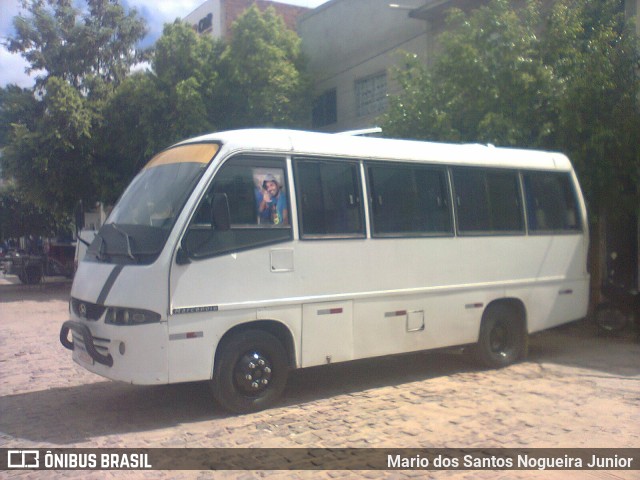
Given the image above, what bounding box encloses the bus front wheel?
[475,303,527,369]
[211,329,288,414]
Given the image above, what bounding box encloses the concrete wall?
[185,0,224,38]
[298,0,429,132]
[184,0,308,39]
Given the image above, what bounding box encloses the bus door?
[168,155,294,382]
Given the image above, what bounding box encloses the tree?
[383,0,555,146]
[7,0,147,94]
[542,0,640,216]
[219,5,311,128]
[383,0,640,216]
[95,7,312,202]
[2,76,96,213]
[95,21,224,202]
[0,0,147,216]
[2,2,312,218]
[0,187,58,240]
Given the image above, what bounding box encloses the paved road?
[1,282,639,479]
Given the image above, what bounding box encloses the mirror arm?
[77,236,91,247]
[175,244,191,265]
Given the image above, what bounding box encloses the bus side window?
[452,168,524,235]
[523,172,582,233]
[184,157,292,258]
[367,163,452,236]
[295,159,365,238]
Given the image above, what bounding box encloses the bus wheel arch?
[474,298,528,369]
[211,321,295,413]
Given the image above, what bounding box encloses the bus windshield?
[88,143,220,264]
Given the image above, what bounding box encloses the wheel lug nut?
[261,379,268,385]
[264,367,271,374]
[258,359,265,366]
[248,362,256,369]
[251,382,259,389]
[245,374,252,381]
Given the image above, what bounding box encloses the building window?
[312,89,337,128]
[355,72,387,117]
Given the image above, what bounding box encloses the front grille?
[71,298,106,321]
[72,332,111,355]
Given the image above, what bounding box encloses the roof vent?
[335,127,383,137]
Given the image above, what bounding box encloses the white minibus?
[61,129,589,413]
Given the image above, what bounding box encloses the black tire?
[211,329,288,414]
[594,302,628,334]
[26,266,42,284]
[19,266,42,284]
[475,303,527,369]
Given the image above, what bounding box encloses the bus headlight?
[105,307,161,326]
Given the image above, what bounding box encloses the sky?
[0,0,330,89]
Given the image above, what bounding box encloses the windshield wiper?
[109,223,137,262]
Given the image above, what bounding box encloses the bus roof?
[176,129,573,171]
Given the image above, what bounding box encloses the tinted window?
[367,164,452,236]
[184,157,291,258]
[523,172,582,232]
[453,168,524,234]
[295,159,364,237]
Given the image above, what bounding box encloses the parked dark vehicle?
[45,240,76,277]
[1,240,75,284]
[2,250,44,284]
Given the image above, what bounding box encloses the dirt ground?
[0,280,639,479]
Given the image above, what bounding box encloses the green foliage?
[96,7,311,202]
[219,5,311,128]
[542,0,640,215]
[383,0,640,216]
[0,188,58,239]
[7,0,147,94]
[0,85,38,146]
[1,2,312,223]
[1,0,148,220]
[2,76,97,214]
[94,21,225,203]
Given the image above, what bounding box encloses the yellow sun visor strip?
[143,143,220,169]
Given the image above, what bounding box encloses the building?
[298,0,493,133]
[299,0,431,132]
[300,0,640,133]
[184,0,309,39]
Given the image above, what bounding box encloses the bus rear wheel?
[212,329,288,414]
[475,303,527,369]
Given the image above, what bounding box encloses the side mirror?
[212,193,230,232]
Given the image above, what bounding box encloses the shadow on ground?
[0,281,71,303]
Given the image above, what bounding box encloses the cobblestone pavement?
[1,281,639,479]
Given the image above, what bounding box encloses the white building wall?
[184,0,224,38]
[298,0,428,132]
